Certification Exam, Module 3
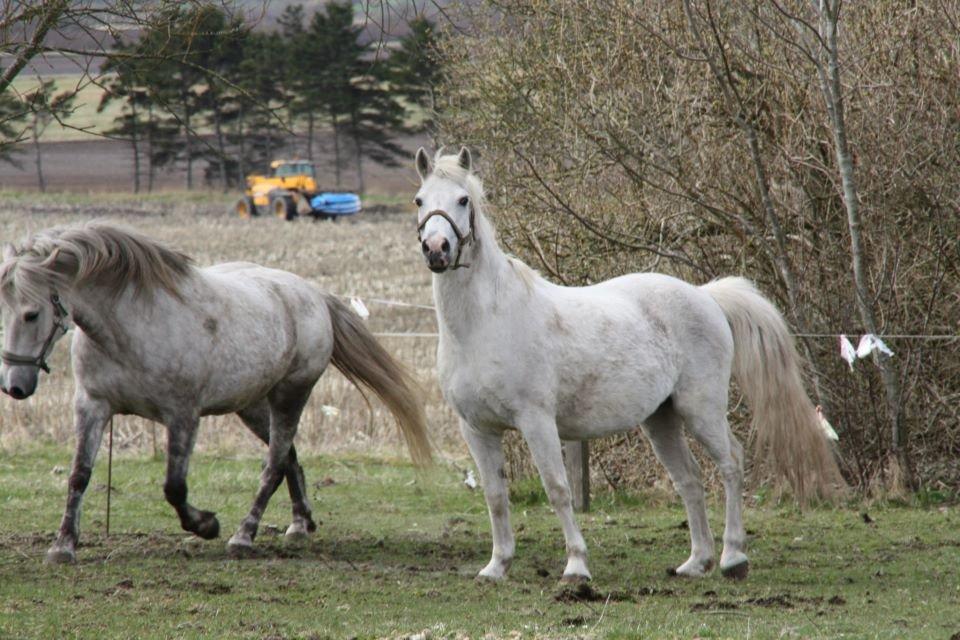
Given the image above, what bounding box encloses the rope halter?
[417,206,476,271]
[1,293,69,374]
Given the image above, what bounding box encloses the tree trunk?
[32,112,46,193]
[306,112,314,163]
[131,101,140,194]
[147,103,155,193]
[237,104,246,186]
[182,82,193,190]
[814,1,913,489]
[352,122,364,195]
[212,94,228,192]
[332,117,341,187]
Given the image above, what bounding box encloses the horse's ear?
[2,243,15,261]
[415,147,431,182]
[457,146,473,172]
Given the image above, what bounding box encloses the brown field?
[0,190,466,461]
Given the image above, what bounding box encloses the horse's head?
[414,147,478,273]
[0,244,70,399]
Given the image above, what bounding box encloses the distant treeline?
[4,2,439,194]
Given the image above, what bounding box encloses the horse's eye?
[414,197,423,207]
[24,311,39,322]
[458,196,469,207]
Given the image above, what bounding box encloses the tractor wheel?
[235,196,257,218]
[271,195,296,221]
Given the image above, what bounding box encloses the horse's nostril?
[421,240,429,254]
[9,386,25,399]
[441,239,450,252]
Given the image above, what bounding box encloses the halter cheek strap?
[417,206,476,270]
[1,294,69,374]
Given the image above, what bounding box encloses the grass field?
[1,446,959,639]
[10,74,125,143]
[1,191,959,639]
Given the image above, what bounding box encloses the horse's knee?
[68,465,93,493]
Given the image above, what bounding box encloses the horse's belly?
[554,358,677,439]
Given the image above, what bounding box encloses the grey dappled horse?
[0,223,431,563]
[414,148,842,583]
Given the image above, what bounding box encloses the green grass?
[11,74,125,143]
[1,446,958,639]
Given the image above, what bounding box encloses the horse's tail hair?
[325,295,433,467]
[702,277,844,502]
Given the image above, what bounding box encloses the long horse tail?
[701,277,844,502]
[324,295,433,467]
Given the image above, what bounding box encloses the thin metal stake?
[106,417,113,537]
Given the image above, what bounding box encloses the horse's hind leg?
[641,402,716,577]
[228,382,311,552]
[460,419,515,580]
[164,415,220,540]
[519,413,591,582]
[679,407,748,580]
[46,393,112,564]
[237,402,316,539]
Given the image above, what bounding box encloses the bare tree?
[435,0,959,493]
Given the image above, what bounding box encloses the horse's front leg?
[164,416,220,539]
[460,419,515,580]
[228,384,309,552]
[519,413,592,582]
[46,393,112,564]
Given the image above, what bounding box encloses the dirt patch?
[554,582,634,604]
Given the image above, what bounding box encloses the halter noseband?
[417,206,476,270]
[1,294,69,374]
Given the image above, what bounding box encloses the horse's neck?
[64,283,169,358]
[432,221,529,341]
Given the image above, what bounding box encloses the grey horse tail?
[701,277,845,503]
[324,295,433,467]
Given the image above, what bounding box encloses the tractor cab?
[271,160,316,180]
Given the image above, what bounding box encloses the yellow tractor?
[235,159,317,220]
[234,160,361,221]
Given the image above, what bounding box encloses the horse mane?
[0,222,193,304]
[432,150,543,292]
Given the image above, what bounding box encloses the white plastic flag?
[839,335,857,369]
[463,469,478,490]
[349,297,370,320]
[816,405,839,442]
[856,333,894,359]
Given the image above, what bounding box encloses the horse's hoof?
[668,557,713,578]
[721,559,749,581]
[560,573,591,584]
[226,535,254,557]
[475,571,505,583]
[193,512,220,540]
[284,524,310,542]
[45,547,76,565]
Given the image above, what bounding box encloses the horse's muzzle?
[422,238,451,272]
[0,368,37,400]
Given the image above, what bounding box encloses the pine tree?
[305,1,406,192]
[388,16,442,136]
[0,81,28,169]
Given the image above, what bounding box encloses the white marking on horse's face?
[0,292,59,399]
[415,175,472,273]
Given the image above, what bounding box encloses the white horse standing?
[0,223,431,563]
[414,148,842,582]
